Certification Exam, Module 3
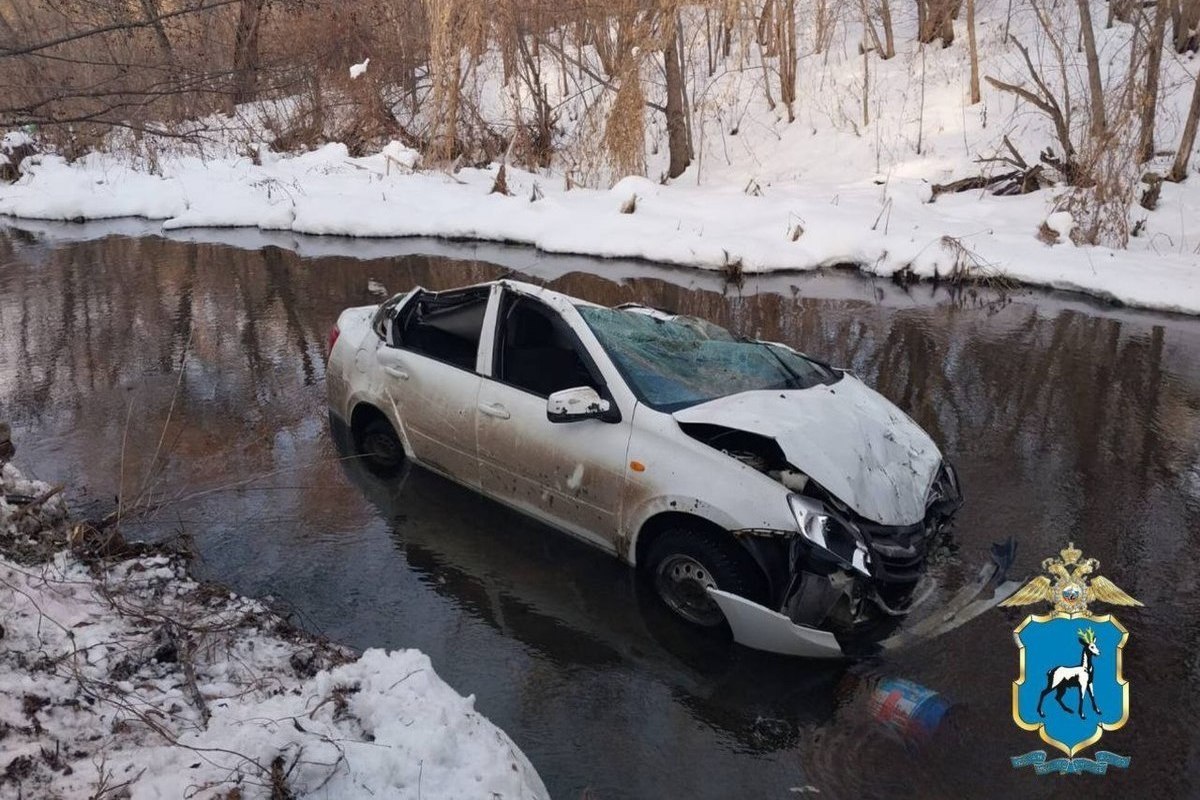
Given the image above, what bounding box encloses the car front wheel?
[646,528,768,628]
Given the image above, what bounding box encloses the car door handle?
[478,402,510,420]
[384,366,409,380]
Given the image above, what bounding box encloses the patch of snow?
[382,140,420,170]
[1,130,33,151]
[349,58,369,80]
[0,463,548,799]
[1045,211,1075,243]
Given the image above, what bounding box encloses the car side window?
[494,296,601,398]
[392,288,488,371]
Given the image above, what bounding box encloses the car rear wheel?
[354,415,405,475]
[646,528,768,628]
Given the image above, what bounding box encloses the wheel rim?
[362,429,402,467]
[654,554,724,627]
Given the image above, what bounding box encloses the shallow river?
[2,221,1199,799]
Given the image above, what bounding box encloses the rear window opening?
[395,288,488,370]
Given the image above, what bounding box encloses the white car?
[326,279,977,658]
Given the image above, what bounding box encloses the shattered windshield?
[577,306,839,412]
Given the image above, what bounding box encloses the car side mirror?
[547,386,617,423]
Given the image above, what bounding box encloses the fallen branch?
[9,484,64,522]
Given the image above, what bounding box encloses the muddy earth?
[2,222,1199,799]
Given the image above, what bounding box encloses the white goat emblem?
[1036,627,1102,719]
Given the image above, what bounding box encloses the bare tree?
[663,11,692,177]
[232,0,267,108]
[1173,0,1200,52]
[879,0,897,58]
[986,35,1081,183]
[966,0,980,104]
[776,0,798,121]
[1077,0,1107,136]
[1168,68,1200,181]
[918,0,960,47]
[862,0,897,59]
[1108,0,1137,25]
[1140,0,1170,161]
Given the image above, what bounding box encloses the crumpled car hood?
[672,376,942,526]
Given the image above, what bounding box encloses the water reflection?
[1,226,1198,798]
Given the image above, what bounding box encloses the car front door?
[378,286,489,487]
[476,290,633,552]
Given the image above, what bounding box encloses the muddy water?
[2,222,1199,799]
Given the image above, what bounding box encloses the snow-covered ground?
[5,143,1198,313]
[0,463,548,799]
[1,2,1198,314]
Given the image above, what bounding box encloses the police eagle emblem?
[1001,543,1141,775]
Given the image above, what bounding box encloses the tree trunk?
[1174,0,1200,51]
[939,0,960,45]
[778,0,797,121]
[1168,69,1200,181]
[138,0,175,70]
[879,0,896,58]
[862,31,870,126]
[232,0,266,108]
[1109,0,1137,25]
[1140,0,1169,161]
[966,0,980,103]
[919,0,959,46]
[137,0,178,114]
[758,0,775,49]
[663,15,692,178]
[1077,0,1107,136]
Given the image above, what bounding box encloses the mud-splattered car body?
[326,279,983,657]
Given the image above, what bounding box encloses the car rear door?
[379,286,490,487]
[475,289,633,553]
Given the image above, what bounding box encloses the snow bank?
[0,463,548,800]
[2,146,1196,314]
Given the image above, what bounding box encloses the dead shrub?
[603,62,647,182]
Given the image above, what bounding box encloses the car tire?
[645,527,768,628]
[354,415,405,476]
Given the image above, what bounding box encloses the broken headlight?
[787,494,872,577]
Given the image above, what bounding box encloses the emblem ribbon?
[1010,750,1130,775]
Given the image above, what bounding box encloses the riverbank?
[2,143,1198,316]
[0,458,548,799]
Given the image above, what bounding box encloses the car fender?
[347,387,416,459]
[623,494,746,562]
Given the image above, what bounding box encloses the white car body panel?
[672,380,941,526]
[619,403,802,558]
[476,378,630,553]
[706,588,844,658]
[380,345,482,485]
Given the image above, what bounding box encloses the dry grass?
[603,59,648,181]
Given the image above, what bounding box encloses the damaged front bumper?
[708,539,1022,658]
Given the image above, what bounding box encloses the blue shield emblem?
[1013,613,1129,756]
